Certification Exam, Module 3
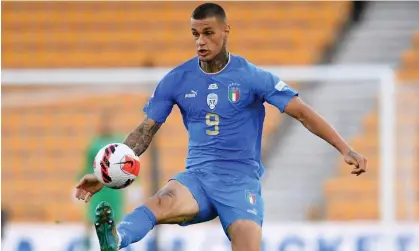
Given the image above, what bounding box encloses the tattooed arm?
[284,96,367,176]
[123,117,162,157]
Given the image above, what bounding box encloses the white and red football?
[93,143,140,189]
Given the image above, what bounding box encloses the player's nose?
[197,35,206,46]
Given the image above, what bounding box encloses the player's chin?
[197,53,213,62]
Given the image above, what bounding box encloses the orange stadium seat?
[326,199,419,221]
[401,50,419,66]
[397,31,419,82]
[2,1,350,68]
[413,31,419,49]
[398,69,419,82]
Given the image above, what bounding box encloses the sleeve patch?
[275,81,287,91]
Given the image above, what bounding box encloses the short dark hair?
[191,3,226,22]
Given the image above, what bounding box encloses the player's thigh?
[228,220,262,251]
[144,179,199,224]
[206,173,264,239]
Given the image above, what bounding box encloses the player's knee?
[145,189,177,221]
[229,220,262,251]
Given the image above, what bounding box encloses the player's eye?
[192,32,199,39]
[204,31,213,36]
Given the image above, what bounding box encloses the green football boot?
[94,201,120,251]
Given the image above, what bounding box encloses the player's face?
[190,17,229,62]
[99,111,116,136]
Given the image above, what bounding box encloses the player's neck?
[200,49,229,74]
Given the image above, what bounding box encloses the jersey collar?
[197,53,232,76]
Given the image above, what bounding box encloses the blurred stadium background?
[1,1,419,251]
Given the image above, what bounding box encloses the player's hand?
[344,150,367,176]
[75,174,104,203]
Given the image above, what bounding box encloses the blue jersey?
[143,54,298,179]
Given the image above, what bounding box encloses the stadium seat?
[2,1,350,68]
[401,50,419,66]
[396,30,419,83]
[326,200,419,221]
[413,31,419,50]
[397,68,419,82]
[324,178,419,199]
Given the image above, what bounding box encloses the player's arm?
[251,66,366,176]
[284,96,366,176]
[123,117,162,157]
[75,71,175,202]
[125,71,176,156]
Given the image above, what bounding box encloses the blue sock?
[117,205,157,249]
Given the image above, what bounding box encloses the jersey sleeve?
[142,72,176,123]
[252,67,298,113]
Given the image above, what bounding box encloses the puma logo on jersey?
[185,90,198,98]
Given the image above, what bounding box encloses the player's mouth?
[198,49,209,56]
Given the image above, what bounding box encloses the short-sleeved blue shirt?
[143,54,298,178]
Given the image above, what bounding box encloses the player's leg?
[227,220,262,251]
[95,180,198,250]
[95,170,215,251]
[218,201,264,251]
[202,171,264,251]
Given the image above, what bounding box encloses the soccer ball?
[93,143,140,189]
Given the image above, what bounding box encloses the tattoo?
[156,188,176,198]
[200,46,229,73]
[123,118,161,156]
[155,188,176,207]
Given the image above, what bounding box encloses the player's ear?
[225,24,231,35]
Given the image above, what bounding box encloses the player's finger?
[79,190,87,201]
[84,192,92,203]
[346,157,358,167]
[348,159,359,168]
[364,157,368,170]
[351,166,360,173]
[351,168,365,176]
[356,156,365,169]
[75,188,83,199]
[76,190,83,200]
